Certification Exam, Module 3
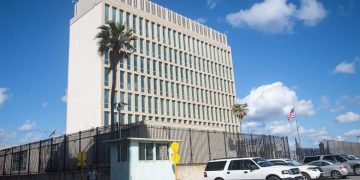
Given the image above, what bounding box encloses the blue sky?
[0,0,359,148]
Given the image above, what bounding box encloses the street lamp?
[114,102,127,139]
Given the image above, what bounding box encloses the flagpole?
[294,111,301,149]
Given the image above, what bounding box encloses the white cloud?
[21,132,42,144]
[336,112,360,123]
[195,18,207,24]
[61,89,67,103]
[318,95,330,110]
[242,121,261,130]
[225,0,296,34]
[239,82,315,121]
[225,0,326,34]
[18,120,36,131]
[207,0,221,9]
[296,0,327,26]
[333,61,356,74]
[265,121,296,135]
[0,88,8,107]
[344,129,360,136]
[0,129,16,142]
[334,135,345,141]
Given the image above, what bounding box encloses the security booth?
[105,138,181,180]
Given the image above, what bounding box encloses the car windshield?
[286,160,302,166]
[342,154,359,160]
[253,158,273,167]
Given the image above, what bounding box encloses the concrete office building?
[67,0,237,133]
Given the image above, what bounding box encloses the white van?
[204,157,303,180]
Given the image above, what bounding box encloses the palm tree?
[96,21,136,138]
[232,103,249,133]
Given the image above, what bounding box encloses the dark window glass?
[205,161,227,171]
[228,160,243,170]
[304,156,320,163]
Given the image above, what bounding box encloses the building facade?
[67,0,237,133]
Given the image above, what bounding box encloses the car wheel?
[331,170,342,179]
[215,178,224,180]
[354,165,360,175]
[266,176,281,180]
[301,172,312,180]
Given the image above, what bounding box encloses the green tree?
[96,22,136,138]
[232,103,249,133]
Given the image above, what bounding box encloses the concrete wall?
[67,2,104,133]
[177,164,206,180]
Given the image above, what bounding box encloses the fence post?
[18,145,22,175]
[79,131,82,152]
[2,148,6,175]
[250,134,254,157]
[207,130,211,161]
[237,132,241,157]
[95,127,99,170]
[282,137,287,158]
[223,131,228,158]
[285,136,290,158]
[188,128,193,164]
[63,134,66,171]
[49,138,53,172]
[28,143,31,174]
[9,147,13,176]
[38,140,42,174]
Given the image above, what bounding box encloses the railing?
[0,124,290,176]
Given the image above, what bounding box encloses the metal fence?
[0,124,290,176]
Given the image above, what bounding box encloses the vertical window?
[166,100,170,115]
[165,81,169,97]
[153,61,157,76]
[152,43,156,58]
[127,73,131,90]
[142,95,146,112]
[135,94,139,112]
[119,10,123,25]
[154,97,158,114]
[118,142,128,161]
[141,76,145,92]
[147,58,151,75]
[140,38,144,54]
[145,20,149,38]
[104,111,109,126]
[159,62,162,77]
[140,57,145,73]
[160,98,164,115]
[134,74,138,91]
[158,44,161,59]
[154,78,157,94]
[147,77,151,94]
[162,27,166,43]
[128,114,132,124]
[171,83,174,98]
[148,96,152,113]
[168,28,171,46]
[134,55,138,71]
[159,80,163,96]
[105,4,110,22]
[127,55,131,70]
[104,51,109,64]
[172,100,175,116]
[120,71,124,89]
[164,46,167,61]
[139,143,154,160]
[164,64,168,79]
[104,68,109,86]
[126,12,130,28]
[112,7,116,22]
[104,89,109,108]
[170,65,173,79]
[151,22,155,40]
[128,93,132,111]
[146,40,150,56]
[173,30,176,47]
[139,17,143,36]
[133,39,137,52]
[157,24,161,42]
[133,15,137,33]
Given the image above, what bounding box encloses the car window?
[321,162,330,166]
[334,155,347,162]
[243,160,257,170]
[304,156,320,163]
[323,156,335,161]
[253,158,273,167]
[228,160,243,170]
[205,161,227,171]
[271,161,288,165]
[308,161,322,166]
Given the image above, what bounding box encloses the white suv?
[269,159,323,180]
[204,157,303,180]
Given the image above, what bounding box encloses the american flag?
[288,108,296,122]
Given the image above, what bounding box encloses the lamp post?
[115,102,127,139]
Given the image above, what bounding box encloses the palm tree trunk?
[110,64,117,139]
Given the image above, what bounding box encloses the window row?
[104,59,234,95]
[103,91,235,123]
[104,73,235,107]
[104,4,231,65]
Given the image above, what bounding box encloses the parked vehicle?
[204,157,303,180]
[306,160,352,179]
[268,159,323,180]
[303,154,360,175]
